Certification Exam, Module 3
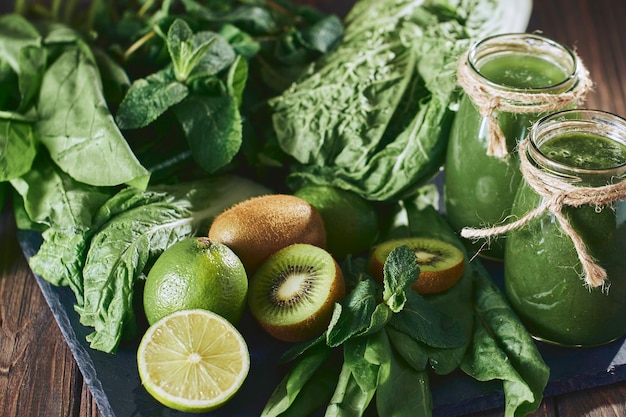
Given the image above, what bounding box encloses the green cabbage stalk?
[270,0,504,201]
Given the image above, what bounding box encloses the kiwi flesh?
[208,194,327,273]
[369,237,465,294]
[248,243,345,343]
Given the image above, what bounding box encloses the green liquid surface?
[540,133,626,169]
[445,52,571,259]
[480,53,570,89]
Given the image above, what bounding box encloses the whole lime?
[143,237,248,325]
[294,185,379,258]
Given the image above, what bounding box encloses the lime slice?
[137,309,250,413]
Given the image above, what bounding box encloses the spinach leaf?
[16,45,46,112]
[276,366,338,417]
[461,262,550,417]
[0,181,6,212]
[375,329,432,417]
[386,327,429,372]
[11,150,111,229]
[261,343,332,417]
[325,338,378,417]
[388,293,465,349]
[36,43,150,189]
[0,113,36,181]
[0,14,41,73]
[30,176,269,352]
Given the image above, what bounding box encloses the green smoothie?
[445,36,576,260]
[505,129,626,347]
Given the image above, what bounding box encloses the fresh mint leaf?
[167,19,236,83]
[173,93,242,174]
[326,278,379,347]
[382,245,420,312]
[116,68,188,129]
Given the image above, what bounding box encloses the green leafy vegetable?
[30,175,270,352]
[270,0,501,201]
[0,113,36,182]
[36,42,150,189]
[461,262,550,417]
[261,343,333,417]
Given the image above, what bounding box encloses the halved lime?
[137,309,250,413]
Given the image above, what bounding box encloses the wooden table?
[1,0,626,416]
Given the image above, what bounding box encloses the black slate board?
[17,230,626,417]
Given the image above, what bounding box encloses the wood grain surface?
[2,0,626,416]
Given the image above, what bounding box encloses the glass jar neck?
[526,109,626,187]
[467,33,580,96]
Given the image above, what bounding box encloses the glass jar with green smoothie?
[504,109,626,347]
[444,33,592,259]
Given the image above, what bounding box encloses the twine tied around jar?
[461,139,626,289]
[456,50,593,159]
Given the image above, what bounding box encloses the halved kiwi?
[369,237,465,294]
[248,243,345,343]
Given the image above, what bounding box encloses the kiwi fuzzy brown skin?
[208,194,327,273]
[369,237,465,295]
[248,243,345,343]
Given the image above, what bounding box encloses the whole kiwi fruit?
[248,243,345,343]
[208,194,327,273]
[369,237,465,294]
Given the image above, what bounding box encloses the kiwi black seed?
[248,243,345,343]
[369,237,465,294]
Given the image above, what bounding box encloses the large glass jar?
[504,109,626,347]
[444,33,591,259]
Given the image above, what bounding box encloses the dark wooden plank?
[0,204,101,417]
[555,381,626,416]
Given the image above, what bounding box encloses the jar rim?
[468,32,579,94]
[527,109,626,179]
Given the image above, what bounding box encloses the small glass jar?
[504,109,626,347]
[444,33,588,259]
